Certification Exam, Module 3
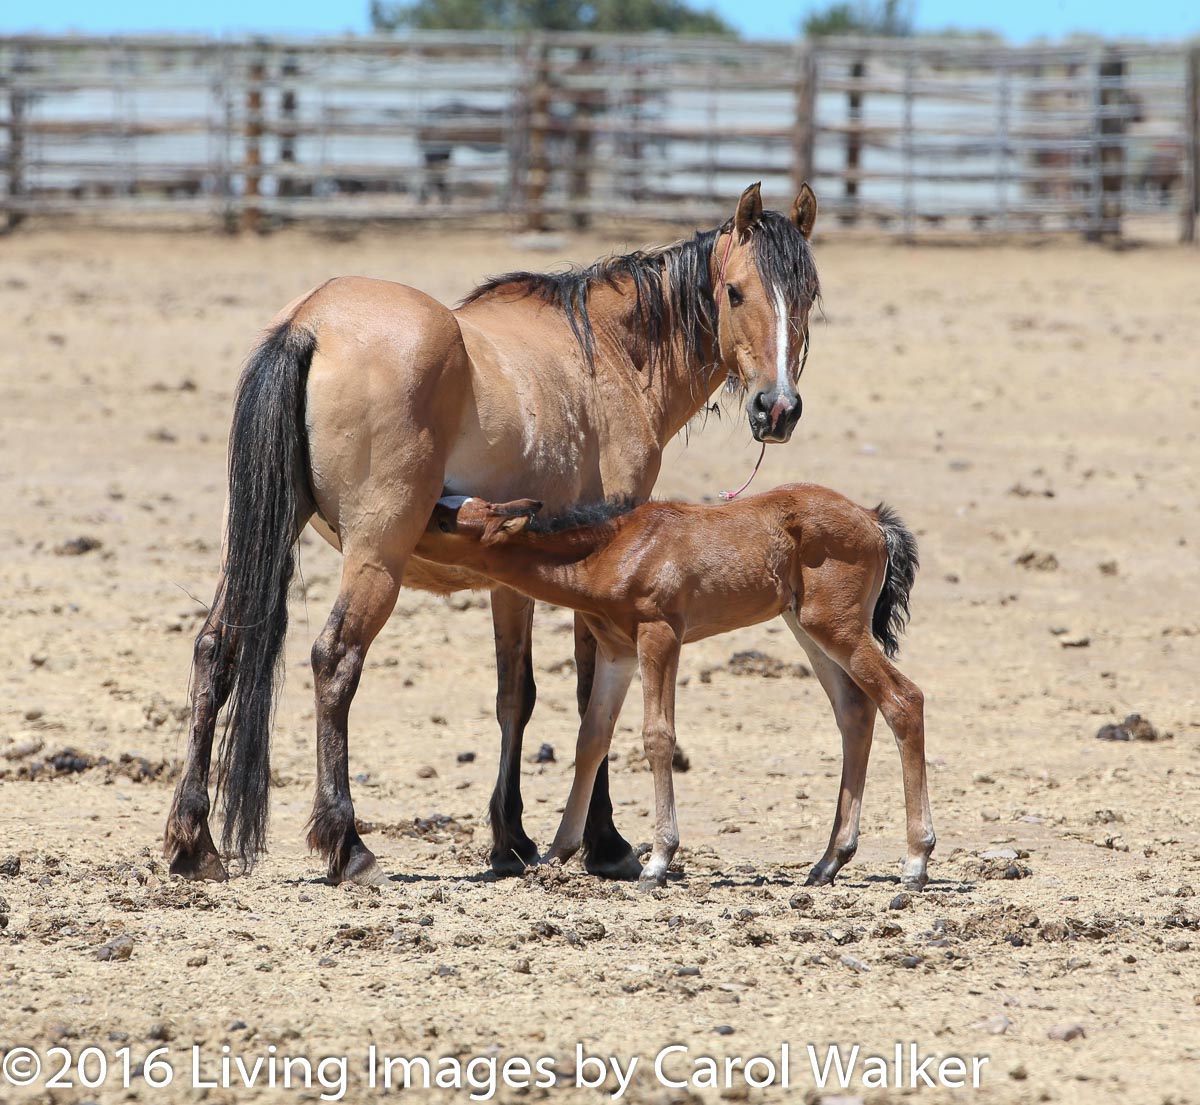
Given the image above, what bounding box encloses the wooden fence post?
[242,49,266,233]
[567,43,596,229]
[792,44,817,195]
[1184,45,1199,244]
[279,50,299,198]
[1089,48,1126,241]
[843,54,865,225]
[524,37,551,232]
[5,45,30,230]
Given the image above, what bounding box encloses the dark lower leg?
[306,572,398,886]
[575,620,638,878]
[165,621,234,881]
[488,589,538,875]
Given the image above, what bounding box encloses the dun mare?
[164,183,822,885]
[417,488,934,890]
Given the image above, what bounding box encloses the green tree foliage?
[370,0,736,35]
[803,0,913,38]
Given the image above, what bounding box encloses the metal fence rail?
[2,33,1197,239]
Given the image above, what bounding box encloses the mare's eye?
[438,519,452,533]
[726,284,744,307]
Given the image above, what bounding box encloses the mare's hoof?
[491,838,539,878]
[804,866,835,888]
[170,850,229,883]
[585,850,644,882]
[337,848,389,887]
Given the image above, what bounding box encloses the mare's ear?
[791,183,817,240]
[733,181,763,241]
[482,513,531,544]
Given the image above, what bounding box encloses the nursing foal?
[417,486,934,890]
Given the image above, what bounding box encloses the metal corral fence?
[1,33,1198,239]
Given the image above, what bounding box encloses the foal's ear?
[791,183,817,240]
[482,513,531,544]
[734,181,763,241]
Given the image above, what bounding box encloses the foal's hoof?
[491,837,539,878]
[900,872,929,892]
[170,849,228,883]
[585,850,644,882]
[336,847,389,888]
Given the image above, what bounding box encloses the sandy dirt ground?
[1,223,1198,1105]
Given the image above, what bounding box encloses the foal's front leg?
[636,622,683,888]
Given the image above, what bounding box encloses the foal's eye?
[726,284,744,307]
[438,519,452,533]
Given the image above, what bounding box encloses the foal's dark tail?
[871,504,919,660]
[212,321,316,871]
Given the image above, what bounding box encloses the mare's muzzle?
[748,387,802,443]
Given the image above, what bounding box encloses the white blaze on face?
[772,284,791,392]
[436,495,474,509]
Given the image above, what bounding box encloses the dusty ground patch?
[1,226,1198,1104]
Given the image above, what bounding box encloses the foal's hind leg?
[796,614,934,890]
[782,611,877,887]
[307,554,404,886]
[164,610,235,882]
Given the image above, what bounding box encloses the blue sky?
[3,0,1198,42]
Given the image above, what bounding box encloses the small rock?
[228,1020,247,1031]
[55,535,103,556]
[888,892,912,911]
[980,807,1001,822]
[1059,635,1090,649]
[186,955,208,967]
[1098,560,1118,576]
[789,892,814,912]
[94,935,134,962]
[1009,1064,1028,1080]
[0,855,20,877]
[533,743,555,764]
[676,965,701,976]
[147,1022,172,1042]
[318,957,337,968]
[713,1024,735,1036]
[840,954,869,972]
[575,920,606,942]
[456,751,476,764]
[23,707,44,721]
[970,1013,1013,1035]
[900,955,923,969]
[416,765,437,779]
[1096,713,1165,742]
[1048,1023,1086,1042]
[1015,550,1058,572]
[3,737,44,761]
[513,958,531,974]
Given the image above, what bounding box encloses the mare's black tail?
[211,321,316,871]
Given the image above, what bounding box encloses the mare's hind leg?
[575,619,641,880]
[164,609,235,882]
[794,613,934,890]
[782,610,877,887]
[487,587,540,876]
[307,554,404,886]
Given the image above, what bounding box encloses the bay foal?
[417,487,934,890]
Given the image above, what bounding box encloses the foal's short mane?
[527,496,642,535]
[460,211,819,373]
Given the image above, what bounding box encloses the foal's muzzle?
[748,388,802,443]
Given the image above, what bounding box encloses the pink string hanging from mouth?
[719,442,766,501]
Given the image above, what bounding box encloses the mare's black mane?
[460,211,819,372]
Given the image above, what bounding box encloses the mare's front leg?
[636,622,683,888]
[487,587,540,876]
[307,553,404,886]
[545,650,637,865]
[575,619,642,880]
[164,609,234,881]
